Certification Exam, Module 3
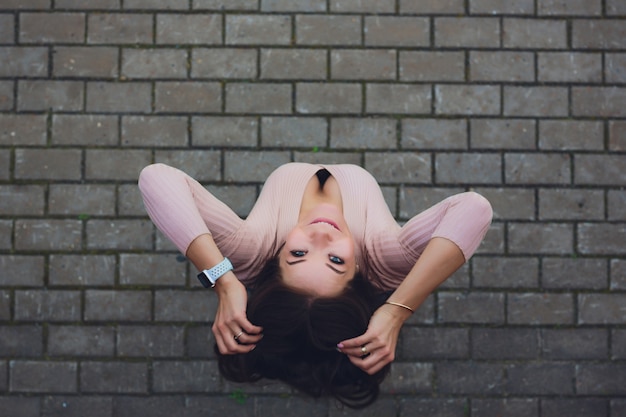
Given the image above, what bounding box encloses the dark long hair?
[216,257,390,409]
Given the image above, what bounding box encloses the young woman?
[138,162,492,408]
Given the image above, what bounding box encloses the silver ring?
[234,331,243,340]
[361,345,367,354]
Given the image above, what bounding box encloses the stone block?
[542,257,607,289]
[122,116,188,147]
[86,81,152,113]
[578,223,626,255]
[470,51,534,82]
[80,362,148,393]
[503,18,567,49]
[297,82,362,114]
[438,291,505,324]
[504,86,568,117]
[365,152,432,184]
[505,363,574,395]
[121,48,188,79]
[381,362,432,393]
[539,189,604,221]
[154,290,218,322]
[364,16,430,47]
[538,52,602,82]
[49,255,116,287]
[539,120,604,150]
[330,0,394,12]
[225,83,292,114]
[18,80,83,111]
[47,325,115,356]
[576,364,626,395]
[261,117,326,147]
[296,15,361,45]
[10,361,77,393]
[538,0,602,15]
[15,290,81,321]
[0,185,45,216]
[49,184,116,216]
[262,0,326,12]
[84,290,151,322]
[0,114,48,146]
[472,256,539,288]
[19,12,85,43]
[120,253,186,286]
[471,118,536,150]
[42,397,113,417]
[86,219,153,250]
[573,20,626,49]
[471,398,538,417]
[542,399,607,417]
[574,154,626,185]
[579,294,626,324]
[505,153,571,184]
[192,48,257,79]
[155,150,222,182]
[0,81,13,110]
[88,13,152,44]
[52,114,119,146]
[0,255,45,286]
[572,87,626,117]
[402,118,467,150]
[367,83,432,114]
[226,14,291,45]
[470,0,534,14]
[0,326,43,357]
[399,327,469,359]
[508,292,574,325]
[117,325,185,357]
[0,47,48,77]
[435,17,500,47]
[15,219,82,251]
[508,222,574,255]
[400,51,465,82]
[223,150,290,182]
[157,14,221,44]
[437,362,505,394]
[155,81,222,113]
[330,118,396,149]
[152,361,220,392]
[540,328,608,360]
[435,153,501,184]
[435,84,500,115]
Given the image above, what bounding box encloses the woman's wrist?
[213,271,239,295]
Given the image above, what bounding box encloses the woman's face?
[278,204,357,297]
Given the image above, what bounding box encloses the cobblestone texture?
[0,1,624,416]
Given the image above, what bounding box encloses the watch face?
[197,272,212,288]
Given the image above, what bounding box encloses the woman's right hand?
[211,272,263,354]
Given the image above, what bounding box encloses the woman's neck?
[298,171,343,220]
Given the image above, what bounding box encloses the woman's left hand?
[337,304,409,375]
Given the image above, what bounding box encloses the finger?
[347,353,387,375]
[239,319,263,336]
[337,333,369,349]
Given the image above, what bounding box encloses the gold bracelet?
[385,301,414,313]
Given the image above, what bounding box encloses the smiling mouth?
[310,218,340,231]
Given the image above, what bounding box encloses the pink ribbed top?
[138,162,492,290]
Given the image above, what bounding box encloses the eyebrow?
[285,259,346,275]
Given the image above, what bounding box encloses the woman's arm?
[338,237,464,374]
[185,233,263,354]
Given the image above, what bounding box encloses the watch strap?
[197,257,233,288]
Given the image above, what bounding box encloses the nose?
[308,226,335,243]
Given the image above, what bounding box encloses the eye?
[290,250,306,257]
[329,255,344,265]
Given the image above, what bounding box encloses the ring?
[361,345,367,355]
[234,331,243,340]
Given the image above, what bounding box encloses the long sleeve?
[138,163,243,257]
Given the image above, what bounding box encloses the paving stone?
[122,116,188,147]
[0,0,50,9]
[154,290,218,322]
[505,153,571,184]
[0,81,13,111]
[398,398,468,417]
[539,120,604,151]
[85,149,151,181]
[435,84,500,115]
[86,82,152,113]
[399,327,469,359]
[225,83,292,114]
[49,255,116,287]
[297,82,362,114]
[438,291,505,324]
[18,80,83,111]
[10,361,78,393]
[0,15,15,44]
[88,13,153,44]
[540,328,608,360]
[121,48,188,79]
[0,185,45,216]
[15,290,81,321]
[155,150,221,182]
[49,184,116,216]
[52,114,119,146]
[470,0,535,14]
[152,361,220,392]
[381,362,432,393]
[472,256,539,288]
[365,152,431,184]
[573,19,626,49]
[470,51,534,82]
[15,219,83,251]
[578,223,626,255]
[400,0,464,14]
[435,153,501,184]
[193,0,257,9]
[192,48,258,79]
[538,0,602,15]
[471,398,538,417]
[261,48,326,80]
[42,396,113,417]
[576,364,626,395]
[125,0,186,9]
[538,52,602,83]
[155,81,222,113]
[0,326,43,357]
[296,15,361,45]
[330,0,394,13]
[505,363,574,395]
[0,255,45,287]
[542,398,608,417]
[400,51,465,82]
[508,222,573,255]
[437,362,504,395]
[330,118,396,149]
[538,189,604,221]
[157,14,221,45]
[47,325,115,356]
[402,119,467,150]
[504,86,568,117]
[504,18,568,49]
[84,290,152,322]
[471,119,536,150]
[19,12,85,43]
[226,14,291,45]
[364,16,430,47]
[367,84,432,114]
[435,17,501,47]
[86,219,153,251]
[117,325,185,357]
[261,117,326,147]
[611,259,626,290]
[262,0,326,12]
[542,257,607,289]
[80,362,148,393]
[0,47,48,77]
[119,253,186,286]
[579,294,626,324]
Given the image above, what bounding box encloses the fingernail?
[335,347,343,353]
[336,343,344,348]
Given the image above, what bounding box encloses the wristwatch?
[197,257,233,288]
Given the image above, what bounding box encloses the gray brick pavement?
[0,1,625,416]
